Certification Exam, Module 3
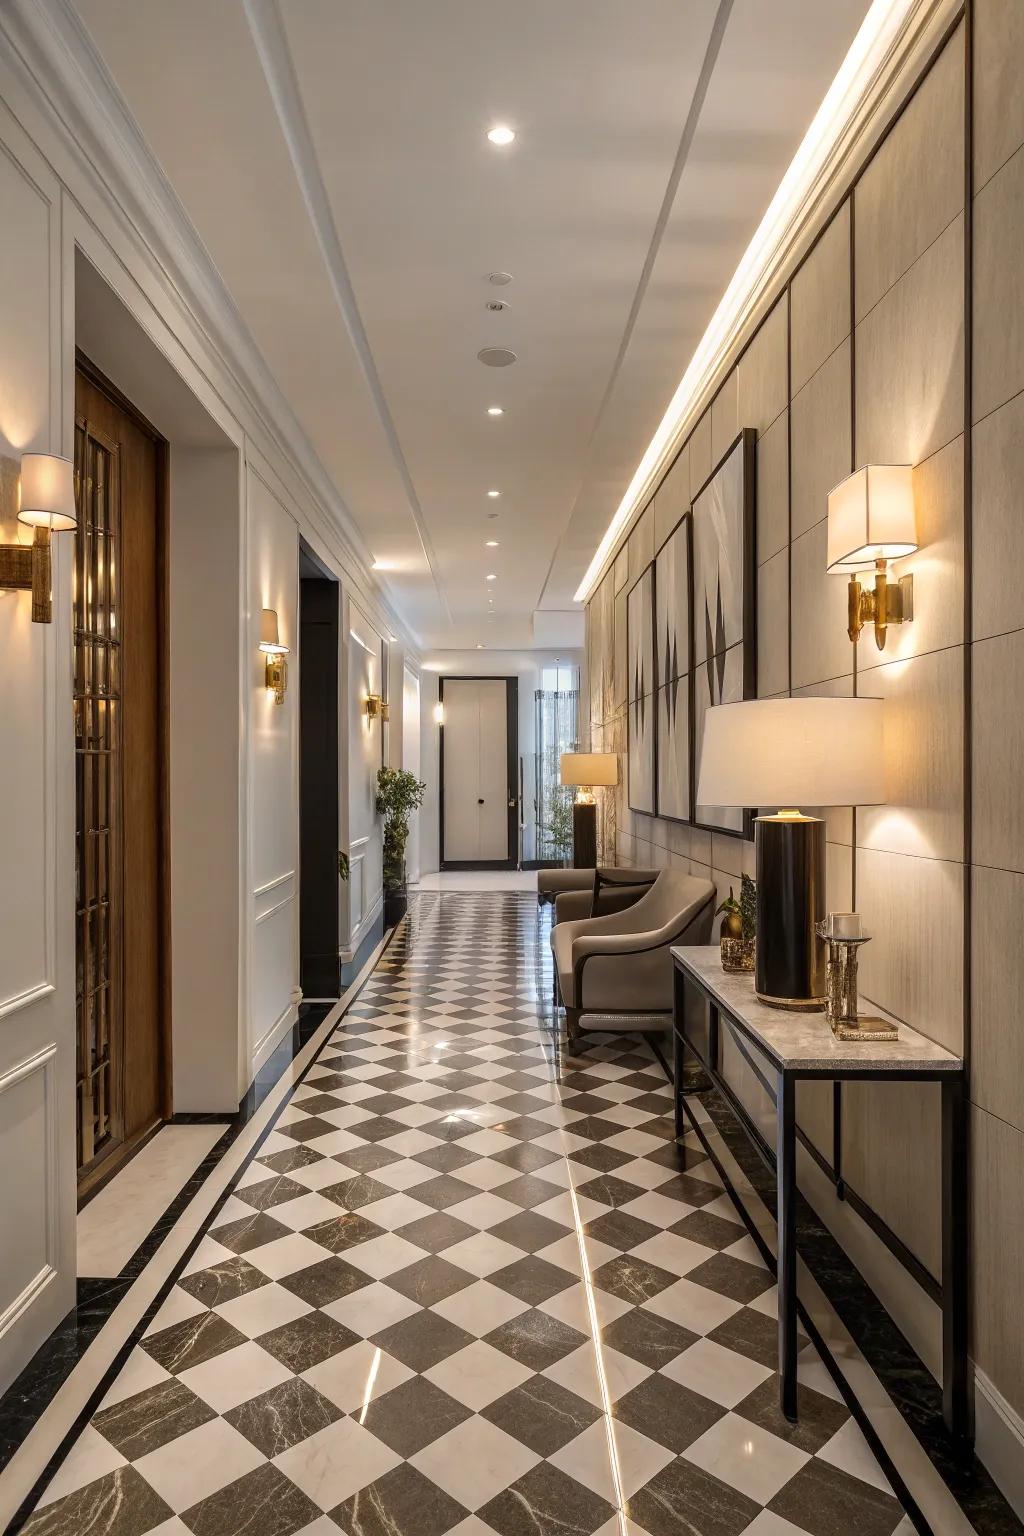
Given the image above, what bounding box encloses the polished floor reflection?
[20,894,912,1535]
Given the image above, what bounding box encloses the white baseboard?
[975,1367,1024,1521]
[340,890,383,962]
[250,1002,297,1079]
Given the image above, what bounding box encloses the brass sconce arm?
[846,560,914,650]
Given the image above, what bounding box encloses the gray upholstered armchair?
[551,870,716,1041]
[552,867,659,926]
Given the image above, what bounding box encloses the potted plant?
[376,767,426,927]
[716,873,757,973]
[542,785,575,866]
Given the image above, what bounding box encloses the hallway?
[19,896,910,1536]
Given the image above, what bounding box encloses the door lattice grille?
[74,419,123,1175]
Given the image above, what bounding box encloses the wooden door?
[74,363,168,1198]
[440,677,517,867]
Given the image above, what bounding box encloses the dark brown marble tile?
[600,1305,698,1369]
[652,1171,722,1207]
[182,1461,321,1536]
[767,1457,904,1535]
[345,1115,408,1143]
[302,1212,386,1252]
[488,1210,568,1254]
[210,1211,290,1255]
[370,1310,474,1372]
[257,1311,359,1373]
[488,1255,575,1305]
[319,1174,396,1211]
[278,1255,373,1306]
[406,1174,476,1211]
[257,1145,323,1176]
[614,1371,723,1451]
[669,1208,746,1250]
[224,1376,341,1457]
[485,1309,586,1371]
[333,1143,402,1174]
[411,1142,481,1174]
[591,1254,677,1304]
[482,1373,601,1455]
[491,1173,563,1209]
[279,1114,338,1144]
[567,1143,634,1174]
[584,1209,661,1253]
[232,1174,309,1212]
[687,1252,774,1303]
[141,1309,247,1376]
[735,1373,849,1454]
[628,1456,760,1536]
[358,1375,471,1457]
[575,1173,646,1208]
[178,1256,270,1309]
[331,1461,468,1536]
[479,1461,613,1536]
[384,1255,474,1307]
[708,1306,800,1368]
[394,1210,477,1253]
[93,1377,215,1459]
[489,1141,561,1173]
[20,1467,172,1536]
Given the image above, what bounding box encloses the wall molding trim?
[0,0,415,652]
[975,1367,1024,1520]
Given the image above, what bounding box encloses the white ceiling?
[72,0,870,650]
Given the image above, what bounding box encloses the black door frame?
[299,540,341,996]
[438,675,519,870]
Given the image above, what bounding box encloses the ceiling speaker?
[478,347,517,367]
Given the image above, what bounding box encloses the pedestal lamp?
[559,752,618,869]
[696,698,885,1009]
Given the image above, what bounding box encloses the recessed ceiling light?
[476,643,485,649]
[485,299,510,313]
[487,406,504,416]
[488,272,513,286]
[486,573,497,581]
[486,511,499,520]
[487,489,500,498]
[487,125,515,146]
[485,540,499,547]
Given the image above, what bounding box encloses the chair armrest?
[572,895,715,1011]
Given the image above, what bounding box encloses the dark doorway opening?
[299,541,341,997]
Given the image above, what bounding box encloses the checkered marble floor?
[24,893,914,1536]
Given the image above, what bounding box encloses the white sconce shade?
[560,752,618,788]
[696,698,885,809]
[433,701,446,725]
[19,453,77,532]
[258,608,289,654]
[826,465,916,573]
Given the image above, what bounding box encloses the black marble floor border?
[684,1084,1023,1536]
[0,944,396,1528]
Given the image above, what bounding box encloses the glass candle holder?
[814,919,898,1041]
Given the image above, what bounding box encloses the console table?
[670,945,968,1440]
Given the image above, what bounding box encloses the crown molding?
[575,0,961,605]
[0,0,420,650]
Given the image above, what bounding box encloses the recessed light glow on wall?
[573,0,919,604]
[486,573,497,581]
[485,540,499,547]
[487,406,504,416]
[487,125,515,146]
[487,489,500,498]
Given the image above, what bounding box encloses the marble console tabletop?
[671,946,962,1074]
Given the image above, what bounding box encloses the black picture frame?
[625,559,656,816]
[652,508,694,826]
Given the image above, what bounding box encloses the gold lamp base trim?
[755,990,827,1013]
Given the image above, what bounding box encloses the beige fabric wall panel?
[790,339,852,541]
[654,445,689,549]
[854,27,965,323]
[790,519,856,689]
[790,200,851,395]
[970,1107,1024,1413]
[855,213,965,468]
[711,371,739,466]
[971,864,1024,1135]
[972,629,1024,874]
[972,392,1024,642]
[756,410,789,564]
[737,295,788,438]
[843,1080,941,1276]
[973,0,1024,189]
[972,145,1024,424]
[688,409,712,496]
[756,551,789,699]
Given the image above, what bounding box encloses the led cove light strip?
[574,0,917,604]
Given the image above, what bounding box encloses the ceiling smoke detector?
[485,299,510,313]
[478,347,517,368]
[488,272,513,286]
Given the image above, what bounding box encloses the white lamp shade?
[826,465,916,573]
[696,698,885,808]
[560,752,618,789]
[259,608,288,653]
[19,453,77,532]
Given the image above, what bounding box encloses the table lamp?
[560,752,618,868]
[696,698,885,1009]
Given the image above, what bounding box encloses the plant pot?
[721,936,755,974]
[384,888,408,928]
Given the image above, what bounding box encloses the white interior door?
[442,679,511,863]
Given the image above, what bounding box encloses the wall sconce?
[259,608,289,704]
[0,453,78,623]
[827,465,916,650]
[365,692,383,719]
[433,701,445,725]
[380,698,390,723]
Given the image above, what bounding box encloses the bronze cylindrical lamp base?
[754,812,826,1010]
[572,801,597,869]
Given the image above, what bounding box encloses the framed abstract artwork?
[653,514,691,823]
[626,563,655,814]
[691,429,757,836]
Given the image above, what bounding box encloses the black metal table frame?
[671,959,969,1441]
